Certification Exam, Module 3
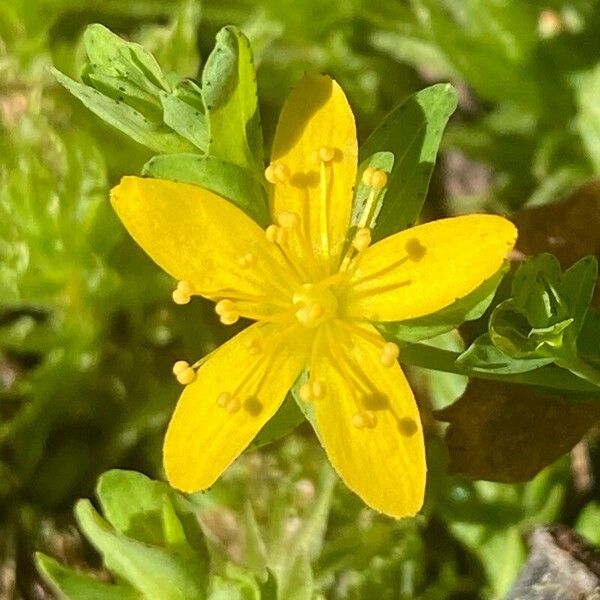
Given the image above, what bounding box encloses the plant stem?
[400,343,600,395]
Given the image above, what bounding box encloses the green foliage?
[3,1,600,599]
[458,254,600,386]
[360,84,458,241]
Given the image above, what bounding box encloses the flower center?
[293,283,338,328]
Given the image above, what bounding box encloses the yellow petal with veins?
[270,74,358,271]
[311,323,426,518]
[111,177,298,316]
[164,322,310,492]
[345,214,517,322]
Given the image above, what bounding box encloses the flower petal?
[111,177,298,313]
[270,74,357,271]
[310,322,426,517]
[345,215,517,321]
[164,322,309,492]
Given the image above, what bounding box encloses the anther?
[172,280,194,305]
[266,224,279,243]
[299,383,313,402]
[220,311,240,325]
[173,361,196,385]
[172,360,189,375]
[299,379,327,402]
[352,228,371,252]
[245,337,262,355]
[265,162,290,184]
[278,212,300,229]
[238,252,256,268]
[215,299,235,316]
[216,392,231,408]
[361,167,388,189]
[225,397,241,414]
[311,380,326,400]
[319,145,335,163]
[380,342,400,368]
[361,167,375,187]
[352,410,377,429]
[370,169,388,190]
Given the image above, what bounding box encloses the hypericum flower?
[111,74,517,517]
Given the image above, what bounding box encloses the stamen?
[216,392,231,407]
[265,224,278,243]
[225,397,241,413]
[220,311,240,325]
[215,299,235,315]
[352,228,371,252]
[299,379,326,402]
[265,162,290,184]
[361,167,387,190]
[319,145,335,163]
[238,252,256,269]
[277,211,300,229]
[245,337,262,355]
[352,410,377,429]
[172,360,197,385]
[380,342,399,368]
[215,299,240,325]
[172,280,194,305]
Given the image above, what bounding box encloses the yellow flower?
[111,74,517,518]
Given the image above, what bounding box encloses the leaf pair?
[458,253,600,385]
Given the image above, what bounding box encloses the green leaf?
[52,68,194,154]
[96,470,207,554]
[208,563,262,600]
[376,266,506,343]
[202,26,263,172]
[142,154,268,226]
[489,299,573,359]
[36,553,141,600]
[97,470,173,543]
[75,499,207,600]
[511,254,565,328]
[83,24,170,94]
[359,83,458,241]
[160,80,208,151]
[561,255,598,335]
[458,333,554,374]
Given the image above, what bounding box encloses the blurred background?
[2,0,600,598]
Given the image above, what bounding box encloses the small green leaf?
[142,154,268,226]
[489,299,573,359]
[561,255,598,335]
[458,333,554,374]
[96,470,207,554]
[97,470,173,543]
[377,266,506,343]
[75,499,206,600]
[36,553,141,600]
[360,83,458,241]
[512,253,565,328]
[83,24,170,94]
[160,80,208,151]
[202,26,263,172]
[52,68,194,154]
